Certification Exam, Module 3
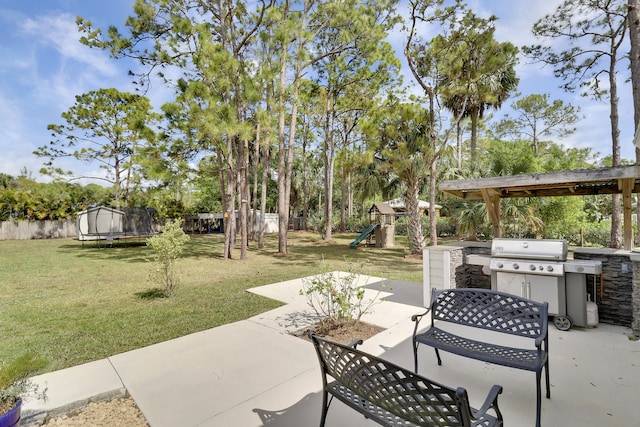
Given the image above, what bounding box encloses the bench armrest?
[411,308,430,323]
[411,308,431,337]
[347,338,364,349]
[309,333,362,349]
[535,317,548,349]
[472,384,503,422]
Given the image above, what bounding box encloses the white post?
[423,247,452,307]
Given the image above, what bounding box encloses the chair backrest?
[431,288,548,339]
[311,334,472,426]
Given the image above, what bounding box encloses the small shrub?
[307,212,343,237]
[0,354,48,415]
[146,219,190,297]
[300,259,381,330]
[436,217,456,237]
[306,212,326,238]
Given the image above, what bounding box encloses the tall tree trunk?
[323,146,335,241]
[429,158,438,246]
[251,123,261,241]
[218,154,226,235]
[277,44,289,254]
[532,120,539,154]
[284,70,301,241]
[124,142,136,208]
[238,136,249,260]
[302,130,309,231]
[323,96,335,241]
[406,180,425,254]
[609,47,622,248]
[259,145,269,249]
[470,107,479,161]
[276,20,304,254]
[456,120,462,169]
[114,156,122,209]
[348,169,353,219]
[629,0,640,246]
[340,164,347,233]
[223,139,236,260]
[428,88,438,247]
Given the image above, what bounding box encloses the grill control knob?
[529,264,536,271]
[546,265,554,272]
[496,262,503,268]
[512,263,520,270]
[538,265,544,271]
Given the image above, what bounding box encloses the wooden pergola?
[439,165,640,250]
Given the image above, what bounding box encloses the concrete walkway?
[24,275,640,426]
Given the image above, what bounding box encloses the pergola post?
[622,178,634,250]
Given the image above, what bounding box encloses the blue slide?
[350,223,379,249]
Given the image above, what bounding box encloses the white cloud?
[20,13,118,77]
[0,10,142,178]
[14,12,140,114]
[0,92,50,178]
[0,95,23,142]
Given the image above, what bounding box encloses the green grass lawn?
[0,231,423,373]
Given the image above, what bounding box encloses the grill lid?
[491,238,568,261]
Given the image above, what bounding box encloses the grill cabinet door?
[495,272,526,298]
[528,274,566,315]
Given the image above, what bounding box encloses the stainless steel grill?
[488,238,601,330]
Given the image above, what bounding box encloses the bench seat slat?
[415,327,546,371]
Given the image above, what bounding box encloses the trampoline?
[76,206,157,246]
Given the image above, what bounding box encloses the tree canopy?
[36,88,160,207]
[7,0,635,251]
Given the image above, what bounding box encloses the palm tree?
[455,201,490,241]
[436,11,519,163]
[374,103,434,254]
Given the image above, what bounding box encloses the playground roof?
[369,202,395,215]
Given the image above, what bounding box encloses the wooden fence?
[0,220,77,240]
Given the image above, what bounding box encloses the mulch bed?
[293,319,384,344]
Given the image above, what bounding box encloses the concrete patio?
[24,274,640,426]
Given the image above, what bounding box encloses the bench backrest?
[311,333,474,426]
[430,288,548,339]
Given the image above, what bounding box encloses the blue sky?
[0,1,635,183]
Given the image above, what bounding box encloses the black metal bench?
[310,333,503,427]
[412,288,549,427]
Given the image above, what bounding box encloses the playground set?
[350,202,396,249]
[349,199,441,249]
